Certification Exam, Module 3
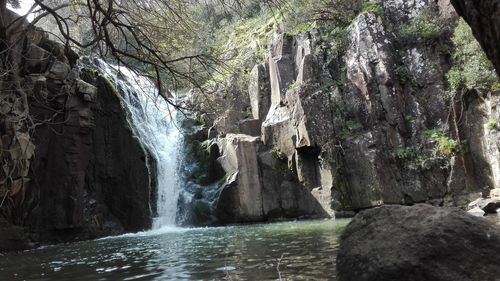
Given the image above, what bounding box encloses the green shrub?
[446,19,498,98]
[271,147,291,176]
[288,81,305,91]
[338,120,363,140]
[272,147,287,161]
[398,7,451,45]
[423,129,465,157]
[362,1,383,17]
[395,65,417,86]
[487,119,497,130]
[393,147,415,160]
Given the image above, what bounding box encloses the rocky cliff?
[182,0,499,224]
[0,11,156,250]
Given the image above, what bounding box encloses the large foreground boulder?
[337,204,500,281]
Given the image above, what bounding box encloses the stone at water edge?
[336,204,500,281]
[468,198,500,215]
[467,206,485,217]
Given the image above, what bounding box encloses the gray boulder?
[468,198,500,214]
[337,204,500,281]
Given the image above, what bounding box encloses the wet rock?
[467,206,485,217]
[0,220,34,252]
[468,198,500,214]
[76,79,97,98]
[0,17,156,246]
[337,204,500,281]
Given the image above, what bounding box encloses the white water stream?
[93,58,182,228]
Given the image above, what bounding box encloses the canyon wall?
[182,0,499,224]
[0,11,156,250]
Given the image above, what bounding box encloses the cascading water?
[92,58,182,228]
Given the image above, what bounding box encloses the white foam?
[93,58,182,228]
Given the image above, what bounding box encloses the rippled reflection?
[0,219,349,280]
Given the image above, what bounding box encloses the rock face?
[185,0,500,221]
[0,12,155,250]
[337,204,500,281]
[184,0,499,223]
[214,134,327,222]
[450,0,500,74]
[216,134,264,221]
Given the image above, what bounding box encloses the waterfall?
[92,58,182,228]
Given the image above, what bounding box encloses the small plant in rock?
[361,1,383,17]
[423,129,465,157]
[272,147,287,161]
[487,119,497,130]
[395,65,417,86]
[271,147,291,176]
[393,147,416,160]
[288,80,305,91]
[338,120,363,140]
[398,7,451,45]
[195,115,205,126]
[446,19,498,99]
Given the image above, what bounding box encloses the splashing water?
[92,58,182,228]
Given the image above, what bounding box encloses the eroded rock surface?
[337,204,500,281]
[0,11,155,250]
[185,0,499,223]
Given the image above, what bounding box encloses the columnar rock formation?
[0,11,156,250]
[184,0,499,223]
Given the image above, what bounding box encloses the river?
[0,219,348,280]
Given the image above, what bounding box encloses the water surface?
[0,219,348,280]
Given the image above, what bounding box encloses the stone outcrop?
[0,11,155,250]
[337,204,500,281]
[214,134,327,222]
[468,188,500,215]
[186,0,499,222]
[216,134,264,221]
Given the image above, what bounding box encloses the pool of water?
[0,219,349,280]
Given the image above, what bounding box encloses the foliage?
[395,65,417,86]
[288,80,305,91]
[446,19,499,98]
[393,147,416,160]
[361,1,383,17]
[271,147,291,176]
[398,7,452,45]
[272,147,287,161]
[195,115,206,126]
[423,129,465,157]
[196,0,368,90]
[338,120,363,140]
[193,3,278,90]
[487,119,497,130]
